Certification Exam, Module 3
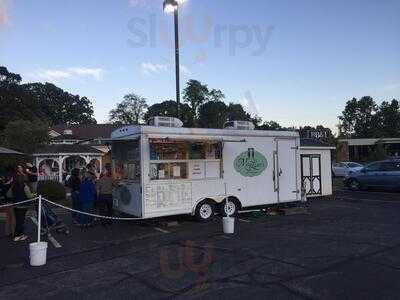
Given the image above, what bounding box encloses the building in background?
[338,138,400,162]
[32,124,120,182]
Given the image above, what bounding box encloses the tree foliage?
[144,100,194,127]
[109,93,148,125]
[0,66,97,131]
[198,101,229,128]
[182,79,212,120]
[257,121,282,130]
[338,96,400,138]
[23,82,96,125]
[0,120,49,154]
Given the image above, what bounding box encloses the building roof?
[300,138,334,148]
[51,124,121,140]
[33,144,103,155]
[0,147,24,155]
[338,137,400,146]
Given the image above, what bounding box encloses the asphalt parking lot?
[1,190,400,299]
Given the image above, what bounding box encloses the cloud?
[34,67,105,82]
[0,0,10,27]
[140,61,191,77]
[141,62,168,76]
[68,67,104,80]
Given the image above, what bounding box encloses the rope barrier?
[0,197,38,209]
[42,198,146,221]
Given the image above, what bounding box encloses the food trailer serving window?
[112,140,141,181]
[149,139,222,180]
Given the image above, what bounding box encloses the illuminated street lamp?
[163,0,185,118]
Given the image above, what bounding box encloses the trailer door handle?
[279,168,282,176]
[273,151,279,192]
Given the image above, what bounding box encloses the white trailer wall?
[299,147,333,197]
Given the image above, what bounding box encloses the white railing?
[38,174,59,182]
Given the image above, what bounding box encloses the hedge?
[37,180,66,203]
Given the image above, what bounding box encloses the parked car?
[332,162,363,177]
[344,159,400,191]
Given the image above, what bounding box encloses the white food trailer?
[110,118,302,221]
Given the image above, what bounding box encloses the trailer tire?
[195,200,215,222]
[220,197,240,217]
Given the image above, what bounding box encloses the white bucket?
[222,217,235,234]
[29,242,48,267]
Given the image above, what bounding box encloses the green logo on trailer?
[234,148,268,177]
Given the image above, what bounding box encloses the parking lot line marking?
[154,227,170,234]
[238,218,251,223]
[340,197,400,204]
[338,189,400,196]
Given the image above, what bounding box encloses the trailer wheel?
[195,200,215,222]
[220,197,240,217]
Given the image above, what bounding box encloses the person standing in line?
[67,168,81,224]
[11,165,30,241]
[96,166,115,226]
[77,171,96,227]
[0,172,15,237]
[25,163,38,193]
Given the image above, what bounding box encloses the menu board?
[144,182,192,211]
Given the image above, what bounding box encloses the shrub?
[37,180,66,203]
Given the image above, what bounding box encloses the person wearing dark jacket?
[77,172,96,227]
[67,168,81,223]
[12,166,30,241]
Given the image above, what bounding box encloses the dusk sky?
[1,0,399,131]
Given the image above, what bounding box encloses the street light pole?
[173,6,180,119]
[163,0,183,119]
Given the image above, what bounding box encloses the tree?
[257,120,282,130]
[0,66,22,86]
[109,93,148,125]
[338,96,378,138]
[0,120,49,154]
[144,100,194,127]
[183,80,210,119]
[0,67,45,130]
[374,99,400,137]
[226,103,252,121]
[197,101,228,128]
[208,89,225,102]
[0,66,97,129]
[23,82,96,125]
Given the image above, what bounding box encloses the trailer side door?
[275,138,299,202]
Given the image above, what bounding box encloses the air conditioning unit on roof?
[147,116,183,128]
[224,121,255,130]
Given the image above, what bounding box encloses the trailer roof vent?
[224,121,255,131]
[148,116,183,128]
